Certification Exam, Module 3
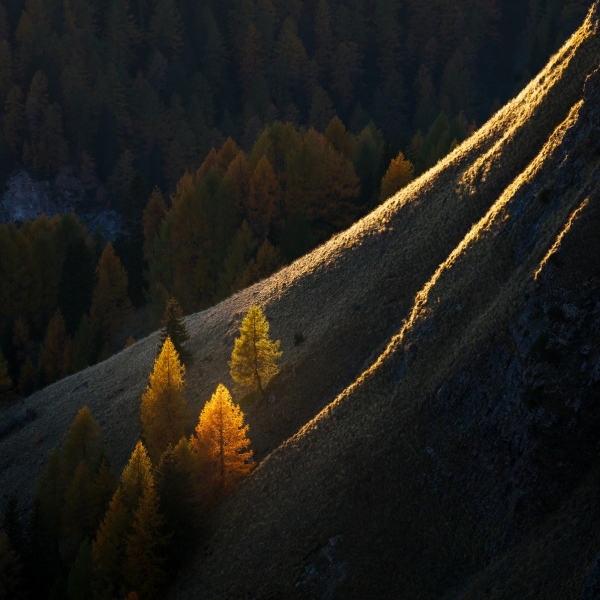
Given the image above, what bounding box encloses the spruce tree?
[191,384,253,495]
[229,306,282,396]
[67,539,94,600]
[142,337,190,463]
[158,298,190,365]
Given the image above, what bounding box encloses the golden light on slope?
[534,197,590,280]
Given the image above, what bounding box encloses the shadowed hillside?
[2,3,600,598]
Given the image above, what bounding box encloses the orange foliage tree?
[191,384,253,494]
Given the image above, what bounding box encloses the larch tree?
[39,309,71,385]
[141,337,190,463]
[124,481,166,599]
[247,154,281,238]
[120,441,153,512]
[229,305,282,397]
[142,188,166,263]
[90,242,133,356]
[191,384,253,494]
[158,298,190,365]
[379,151,415,202]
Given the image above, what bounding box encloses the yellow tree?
[141,337,190,463]
[90,242,132,355]
[39,309,71,384]
[191,384,253,494]
[379,151,415,202]
[229,305,282,396]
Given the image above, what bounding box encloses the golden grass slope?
[1,5,599,555]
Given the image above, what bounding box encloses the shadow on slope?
[166,4,600,599]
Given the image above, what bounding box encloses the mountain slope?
[161,5,600,599]
[2,4,600,598]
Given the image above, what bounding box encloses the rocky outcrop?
[0,168,121,240]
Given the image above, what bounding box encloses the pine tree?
[0,349,15,402]
[141,337,190,463]
[124,481,166,600]
[90,242,133,356]
[379,151,415,202]
[39,310,71,385]
[191,384,253,494]
[158,298,190,365]
[229,305,281,396]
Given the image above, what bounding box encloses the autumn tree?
[379,151,415,202]
[93,441,152,597]
[124,480,166,600]
[159,297,190,365]
[229,305,281,397]
[141,337,190,463]
[191,384,253,494]
[70,315,92,373]
[39,309,71,385]
[142,188,166,262]
[247,154,281,238]
[236,239,283,289]
[90,242,133,357]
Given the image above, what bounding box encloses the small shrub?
[294,332,305,346]
[538,188,552,204]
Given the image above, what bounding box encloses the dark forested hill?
[0,0,591,199]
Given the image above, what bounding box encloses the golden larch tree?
[191,384,253,494]
[229,305,282,396]
[121,441,154,511]
[90,242,133,354]
[141,337,190,463]
[379,151,415,202]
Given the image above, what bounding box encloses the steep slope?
[163,5,600,600]
[1,0,599,515]
[1,8,599,594]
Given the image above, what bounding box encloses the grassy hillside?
[2,3,600,598]
[162,3,600,599]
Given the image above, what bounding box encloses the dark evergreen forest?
[0,0,590,193]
